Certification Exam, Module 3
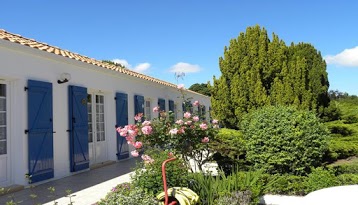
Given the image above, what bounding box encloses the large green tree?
[188,83,211,96]
[211,25,330,129]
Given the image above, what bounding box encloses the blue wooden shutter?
[169,100,174,112]
[115,93,129,160]
[27,80,54,183]
[158,98,166,112]
[69,85,89,172]
[134,95,144,122]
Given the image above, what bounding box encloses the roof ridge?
[0,29,178,88]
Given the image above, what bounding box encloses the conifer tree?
[211,25,330,129]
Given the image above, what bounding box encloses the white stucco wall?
[0,39,211,186]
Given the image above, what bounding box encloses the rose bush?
[116,84,219,171]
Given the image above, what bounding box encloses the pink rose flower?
[134,141,143,149]
[141,125,153,135]
[141,155,154,164]
[176,119,184,125]
[153,106,159,112]
[131,150,139,157]
[212,119,219,124]
[200,123,208,130]
[169,128,178,135]
[193,101,200,106]
[201,137,209,143]
[142,120,151,126]
[177,84,185,90]
[134,113,143,122]
[184,112,191,119]
[185,120,192,125]
[193,116,199,122]
[179,127,185,134]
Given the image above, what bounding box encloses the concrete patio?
[0,158,137,205]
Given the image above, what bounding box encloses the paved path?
[0,158,137,205]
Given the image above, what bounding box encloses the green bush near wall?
[241,105,330,175]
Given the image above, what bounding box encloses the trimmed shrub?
[304,167,338,193]
[337,174,358,185]
[328,137,358,160]
[264,174,306,196]
[241,105,330,175]
[210,128,246,174]
[327,123,354,136]
[331,162,358,175]
[343,115,358,124]
[131,149,189,196]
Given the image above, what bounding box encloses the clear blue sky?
[1,1,358,95]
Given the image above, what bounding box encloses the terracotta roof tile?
[0,29,178,88]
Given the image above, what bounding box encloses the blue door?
[134,95,144,122]
[158,98,166,112]
[115,93,129,160]
[27,80,54,183]
[69,85,89,172]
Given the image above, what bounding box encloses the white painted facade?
[0,37,211,187]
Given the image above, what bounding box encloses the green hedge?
[241,106,330,175]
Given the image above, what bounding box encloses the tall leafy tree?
[188,83,211,96]
[211,25,330,129]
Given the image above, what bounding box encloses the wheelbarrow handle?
[162,157,177,205]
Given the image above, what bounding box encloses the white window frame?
[0,80,10,186]
[88,94,106,143]
[95,95,105,142]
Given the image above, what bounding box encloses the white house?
[0,29,211,187]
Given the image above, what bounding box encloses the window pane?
[0,84,6,97]
[87,94,92,103]
[0,141,6,155]
[88,132,93,143]
[100,96,104,104]
[0,98,5,112]
[0,113,6,126]
[0,127,6,140]
[97,132,101,141]
[100,114,104,122]
[102,132,105,141]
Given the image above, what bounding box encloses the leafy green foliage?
[263,174,306,196]
[327,123,354,136]
[101,60,125,68]
[211,25,330,129]
[327,137,358,161]
[189,83,211,96]
[330,160,358,175]
[189,170,264,205]
[241,106,330,175]
[303,167,338,193]
[211,128,245,160]
[131,149,189,196]
[336,174,358,185]
[97,183,158,205]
